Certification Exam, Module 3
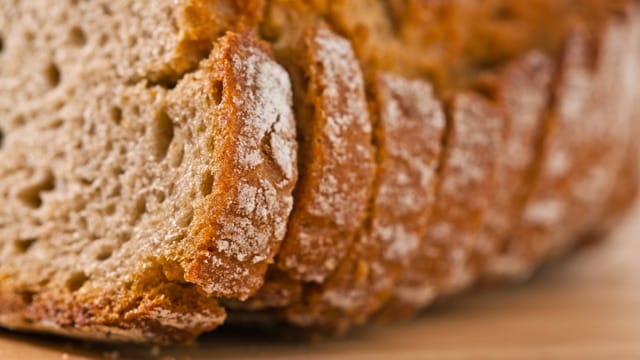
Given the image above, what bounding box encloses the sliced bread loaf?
[1,0,639,344]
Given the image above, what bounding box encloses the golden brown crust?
[380,93,505,320]
[493,10,640,278]
[475,52,555,277]
[0,265,225,344]
[183,32,297,300]
[275,24,376,283]
[224,269,302,310]
[283,73,445,331]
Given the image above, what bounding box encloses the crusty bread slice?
[275,24,376,283]
[492,11,640,278]
[177,32,297,300]
[379,93,505,319]
[474,52,556,278]
[283,72,446,331]
[0,1,296,344]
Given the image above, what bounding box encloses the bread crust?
[0,268,226,344]
[380,93,505,319]
[183,32,297,300]
[275,24,376,283]
[284,73,445,331]
[491,9,640,278]
[475,52,555,277]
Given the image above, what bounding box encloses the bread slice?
[283,72,446,331]
[491,11,640,278]
[2,0,640,345]
[474,52,556,278]
[379,93,505,319]
[274,24,376,283]
[0,1,296,344]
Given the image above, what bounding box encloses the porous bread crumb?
[0,0,295,342]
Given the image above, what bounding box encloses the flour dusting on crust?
[185,32,297,299]
[276,24,375,283]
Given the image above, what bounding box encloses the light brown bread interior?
[1,0,639,344]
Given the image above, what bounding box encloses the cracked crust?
[182,32,297,300]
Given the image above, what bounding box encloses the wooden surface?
[1,206,639,360]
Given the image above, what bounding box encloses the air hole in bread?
[128,36,138,47]
[98,33,108,46]
[17,171,55,208]
[151,110,174,160]
[0,128,4,149]
[13,238,36,253]
[154,190,166,204]
[110,106,123,125]
[12,115,25,127]
[212,80,223,106]
[177,207,194,228]
[101,4,112,15]
[48,118,64,129]
[24,31,35,43]
[0,34,4,53]
[79,176,92,186]
[105,203,116,215]
[65,271,89,292]
[200,171,214,196]
[19,291,34,305]
[110,184,122,197]
[148,76,178,90]
[53,100,65,112]
[131,196,147,224]
[69,26,87,47]
[45,62,61,88]
[117,230,131,242]
[96,248,113,261]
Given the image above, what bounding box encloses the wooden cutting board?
[2,205,639,360]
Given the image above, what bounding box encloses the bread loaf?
[1,0,639,344]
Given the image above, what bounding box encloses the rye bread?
[1,0,639,344]
[0,1,296,344]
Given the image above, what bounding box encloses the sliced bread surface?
[1,0,640,344]
[0,0,296,343]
